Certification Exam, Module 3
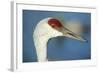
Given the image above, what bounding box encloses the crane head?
[48,18,87,42]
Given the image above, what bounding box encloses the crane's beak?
[61,27,87,42]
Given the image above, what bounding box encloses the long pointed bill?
[61,27,87,42]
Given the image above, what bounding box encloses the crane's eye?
[50,24,56,28]
[48,19,62,28]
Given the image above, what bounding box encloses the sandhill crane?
[33,17,86,62]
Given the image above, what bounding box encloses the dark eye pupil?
[52,25,55,28]
[51,24,56,28]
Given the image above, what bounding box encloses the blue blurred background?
[23,10,91,62]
